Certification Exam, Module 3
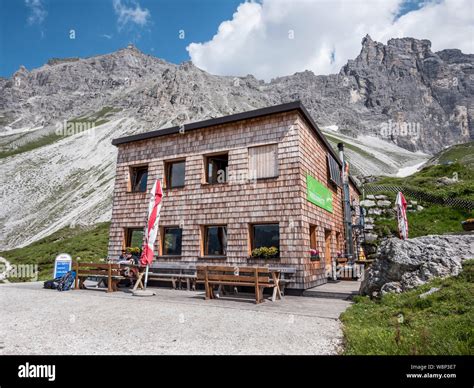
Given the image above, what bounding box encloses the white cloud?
[113,0,151,30]
[187,0,474,81]
[25,0,47,26]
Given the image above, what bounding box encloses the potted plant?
[461,218,474,231]
[310,249,320,261]
[251,246,279,259]
[128,247,141,255]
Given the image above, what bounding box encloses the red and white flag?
[140,180,163,266]
[395,191,409,240]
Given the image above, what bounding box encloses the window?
[203,226,227,256]
[248,144,279,179]
[251,224,280,252]
[165,160,185,188]
[130,166,148,192]
[162,227,182,256]
[327,153,342,187]
[125,228,144,248]
[205,153,228,184]
[310,225,318,250]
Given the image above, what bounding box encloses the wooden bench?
[197,265,281,304]
[74,262,125,293]
[146,264,197,290]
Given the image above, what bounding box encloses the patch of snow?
[396,161,426,177]
[322,125,339,132]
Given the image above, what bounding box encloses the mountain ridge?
[2,35,472,153]
[0,35,472,250]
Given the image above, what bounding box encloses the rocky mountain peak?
[356,34,386,66]
[46,57,80,67]
[1,35,472,153]
[14,65,29,75]
[0,35,472,251]
[387,36,432,54]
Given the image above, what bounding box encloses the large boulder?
[360,234,474,296]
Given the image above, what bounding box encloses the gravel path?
[0,282,351,355]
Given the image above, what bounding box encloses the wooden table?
[115,263,145,291]
[270,269,282,302]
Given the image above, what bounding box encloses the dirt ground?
[0,282,351,355]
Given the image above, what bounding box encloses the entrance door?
[324,230,332,275]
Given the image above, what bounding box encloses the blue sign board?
[54,254,72,278]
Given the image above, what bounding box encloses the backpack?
[43,277,61,289]
[57,270,76,292]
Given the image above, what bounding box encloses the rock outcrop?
[360,234,474,296]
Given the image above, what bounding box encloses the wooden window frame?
[128,164,148,193]
[310,225,318,250]
[203,152,229,185]
[164,159,186,189]
[123,227,144,249]
[160,226,183,256]
[249,223,280,256]
[200,225,228,258]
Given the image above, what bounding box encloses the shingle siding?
[108,109,359,290]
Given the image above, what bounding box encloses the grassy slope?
[0,222,110,280]
[371,162,474,200]
[365,161,474,238]
[0,133,64,159]
[341,260,474,355]
[429,141,474,169]
[375,205,472,238]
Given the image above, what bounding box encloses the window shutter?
[327,153,342,187]
[249,144,279,179]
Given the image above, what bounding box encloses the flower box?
[310,249,320,261]
[250,246,279,259]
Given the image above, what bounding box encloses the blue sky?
[0,0,471,80]
[0,0,242,77]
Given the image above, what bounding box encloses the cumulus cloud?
[25,0,47,26]
[187,0,474,80]
[113,0,151,30]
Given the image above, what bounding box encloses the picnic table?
[128,262,197,291]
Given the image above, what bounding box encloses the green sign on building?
[306,174,333,213]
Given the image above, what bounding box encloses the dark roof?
[112,101,360,193]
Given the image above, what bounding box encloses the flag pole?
[139,179,163,292]
[144,264,149,289]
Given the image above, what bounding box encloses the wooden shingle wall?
[108,110,359,289]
